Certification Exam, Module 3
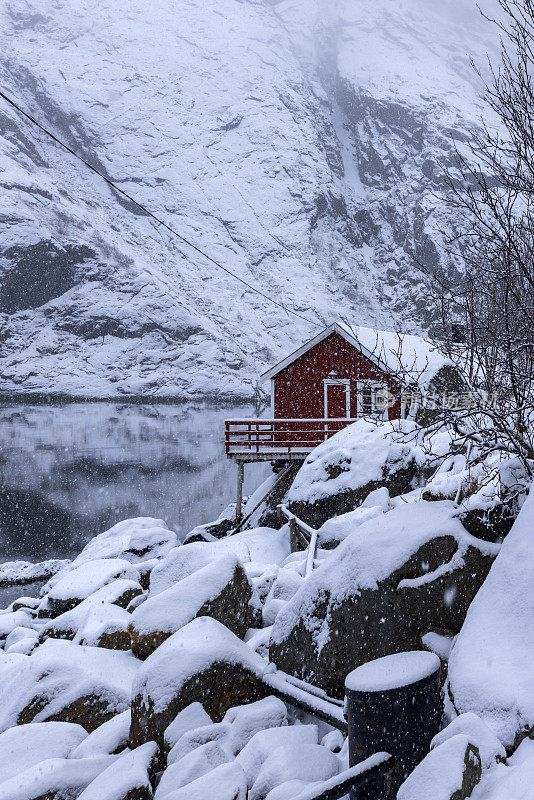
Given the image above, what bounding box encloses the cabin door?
[324,379,350,418]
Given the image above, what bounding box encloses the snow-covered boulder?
[270,501,499,696]
[422,452,528,543]
[46,559,140,616]
[166,721,233,764]
[155,741,229,798]
[0,639,139,733]
[71,517,178,567]
[130,617,266,751]
[76,603,132,650]
[0,721,87,783]
[222,696,288,755]
[39,580,142,642]
[448,488,534,750]
[397,734,481,800]
[157,761,248,800]
[77,741,158,800]
[0,558,70,588]
[4,626,38,653]
[129,555,260,659]
[0,754,118,800]
[149,529,289,596]
[0,609,33,643]
[235,725,319,788]
[287,420,428,528]
[72,710,131,758]
[164,703,213,752]
[250,742,340,800]
[431,713,506,770]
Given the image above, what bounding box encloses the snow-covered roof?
[260,322,452,387]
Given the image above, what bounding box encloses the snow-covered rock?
[287,420,428,527]
[71,517,178,567]
[270,501,499,696]
[75,603,132,650]
[250,743,340,800]
[149,529,289,596]
[158,761,248,800]
[0,639,139,732]
[397,734,481,800]
[71,710,131,758]
[0,559,70,588]
[0,609,33,642]
[0,754,118,800]
[129,554,260,659]
[235,725,319,788]
[130,617,266,749]
[46,558,139,615]
[0,721,87,783]
[163,703,212,752]
[448,488,534,750]
[39,580,142,641]
[166,722,233,765]
[431,713,506,771]
[155,741,229,798]
[222,696,288,756]
[77,741,158,800]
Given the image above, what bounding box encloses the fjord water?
[0,403,269,562]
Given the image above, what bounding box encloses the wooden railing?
[225,418,357,454]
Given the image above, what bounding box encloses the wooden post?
[289,516,298,553]
[236,460,244,522]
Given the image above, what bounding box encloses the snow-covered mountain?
[0,0,498,400]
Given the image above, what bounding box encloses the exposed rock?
[128,554,260,659]
[130,617,266,751]
[397,734,481,800]
[270,501,498,697]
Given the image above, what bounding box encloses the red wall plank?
[273,332,402,419]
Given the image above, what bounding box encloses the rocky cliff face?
[0,0,498,399]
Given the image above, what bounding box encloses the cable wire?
[0,88,322,328]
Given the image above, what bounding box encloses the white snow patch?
[448,486,534,748]
[345,651,440,692]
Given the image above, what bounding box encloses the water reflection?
[0,403,270,561]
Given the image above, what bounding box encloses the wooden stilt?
[236,460,244,521]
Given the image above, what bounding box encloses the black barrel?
[344,651,442,800]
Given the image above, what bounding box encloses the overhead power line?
[0,88,322,328]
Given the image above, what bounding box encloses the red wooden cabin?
[224,322,423,462]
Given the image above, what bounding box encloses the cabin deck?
[225,418,357,462]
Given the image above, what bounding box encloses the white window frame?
[323,378,351,419]
[356,380,389,420]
